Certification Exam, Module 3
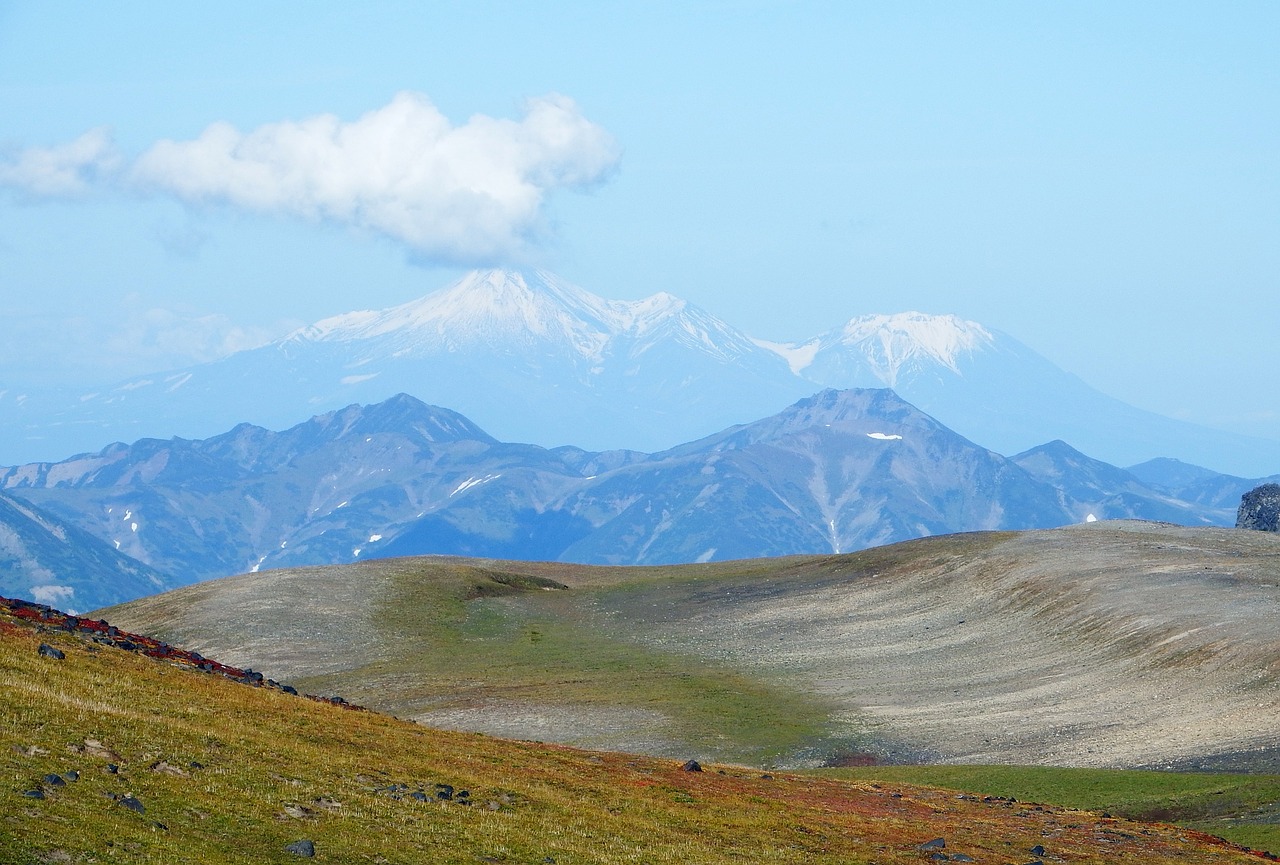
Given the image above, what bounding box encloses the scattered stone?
[952,856,975,863]
[1238,483,1280,532]
[285,839,316,858]
[107,763,119,774]
[435,783,455,801]
[1030,845,1046,856]
[150,760,188,777]
[37,643,65,660]
[312,797,342,811]
[681,759,703,772]
[281,803,314,820]
[64,770,79,782]
[409,791,428,802]
[118,795,145,814]
[43,773,66,788]
[14,744,48,757]
[486,800,503,811]
[917,838,946,850]
[81,738,121,761]
[22,789,45,799]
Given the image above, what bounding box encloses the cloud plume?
[0,93,621,263]
[131,92,620,261]
[0,127,121,196]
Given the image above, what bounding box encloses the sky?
[1,1,1277,445]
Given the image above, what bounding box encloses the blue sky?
[1,2,1277,447]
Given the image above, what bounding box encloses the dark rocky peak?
[1237,483,1280,532]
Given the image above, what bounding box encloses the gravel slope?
[101,521,1280,769]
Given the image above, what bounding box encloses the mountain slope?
[0,491,173,612]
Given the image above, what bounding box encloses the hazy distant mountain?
[0,270,808,461]
[4,268,1279,475]
[0,490,174,612]
[1125,457,1280,511]
[0,389,1081,587]
[1011,440,1230,525]
[760,312,1280,476]
[4,389,1255,604]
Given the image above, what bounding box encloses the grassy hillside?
[824,764,1280,856]
[101,522,1280,771]
[0,605,1270,864]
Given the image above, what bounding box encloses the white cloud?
[0,127,122,196]
[129,92,621,262]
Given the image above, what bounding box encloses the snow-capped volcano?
[3,267,1279,475]
[288,268,765,368]
[759,312,996,387]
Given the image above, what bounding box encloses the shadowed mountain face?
[0,390,1249,596]
[3,269,1278,475]
[0,491,174,613]
[99,522,1280,773]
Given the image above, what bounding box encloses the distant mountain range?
[0,490,174,613]
[3,269,1278,475]
[3,389,1273,610]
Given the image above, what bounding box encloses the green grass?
[298,560,850,767]
[822,763,1280,854]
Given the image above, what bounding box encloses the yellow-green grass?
[823,764,1280,855]
[287,560,854,767]
[1,613,1264,863]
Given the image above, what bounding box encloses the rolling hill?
[100,521,1280,775]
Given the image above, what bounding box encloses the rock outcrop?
[1236,483,1280,532]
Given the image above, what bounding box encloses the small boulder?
[37,644,65,660]
[681,759,703,773]
[917,838,946,850]
[285,840,316,858]
[118,796,145,814]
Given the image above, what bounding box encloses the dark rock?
[952,856,975,863]
[917,838,946,850]
[409,791,428,802]
[43,773,66,787]
[1030,845,1046,856]
[1237,483,1280,532]
[22,789,44,799]
[285,839,316,858]
[37,643,65,660]
[64,770,79,782]
[681,759,703,772]
[282,685,298,695]
[435,783,454,801]
[118,796,145,813]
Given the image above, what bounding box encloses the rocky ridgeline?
[1237,483,1280,532]
[1,595,361,711]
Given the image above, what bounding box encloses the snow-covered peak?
[281,269,764,366]
[821,312,994,386]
